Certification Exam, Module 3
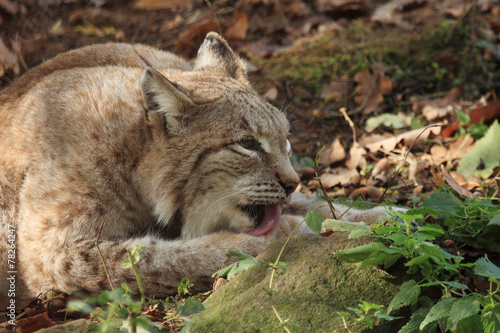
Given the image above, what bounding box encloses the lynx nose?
[278,174,300,196]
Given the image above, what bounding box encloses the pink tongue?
[247,204,282,237]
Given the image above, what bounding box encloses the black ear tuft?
[193,32,248,83]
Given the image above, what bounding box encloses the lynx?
[0,33,396,300]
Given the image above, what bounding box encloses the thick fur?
[0,33,397,299]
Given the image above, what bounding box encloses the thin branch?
[95,218,114,291]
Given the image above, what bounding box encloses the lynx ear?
[140,67,192,133]
[193,32,248,83]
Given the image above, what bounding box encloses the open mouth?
[241,204,282,237]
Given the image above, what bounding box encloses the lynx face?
[139,35,300,239]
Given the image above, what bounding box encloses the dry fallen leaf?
[346,142,367,170]
[354,69,393,115]
[15,311,57,332]
[364,125,442,153]
[0,38,20,78]
[441,168,474,198]
[348,186,383,200]
[415,88,462,122]
[320,79,352,102]
[225,12,249,40]
[176,20,225,51]
[319,168,359,188]
[318,137,346,166]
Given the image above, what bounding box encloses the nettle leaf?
[387,280,421,314]
[226,249,255,261]
[474,256,500,278]
[213,250,261,280]
[358,251,401,269]
[323,220,371,239]
[454,314,482,333]
[422,189,463,214]
[420,298,456,331]
[447,296,480,330]
[306,210,323,235]
[458,119,500,179]
[215,258,261,280]
[336,242,386,263]
[419,224,446,237]
[399,307,437,333]
[385,233,409,245]
[175,297,205,316]
[482,304,500,333]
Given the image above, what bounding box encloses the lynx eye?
[238,138,262,152]
[286,139,292,157]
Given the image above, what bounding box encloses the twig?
[15,33,28,72]
[339,107,357,145]
[315,172,338,219]
[95,218,114,291]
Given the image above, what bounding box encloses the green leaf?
[323,220,371,239]
[175,297,205,316]
[375,310,402,321]
[365,113,411,132]
[67,300,95,314]
[454,314,482,333]
[178,278,193,296]
[386,233,409,245]
[214,258,261,280]
[399,307,437,333]
[336,242,387,263]
[358,300,383,312]
[358,252,401,269]
[422,190,463,214]
[447,296,480,330]
[306,210,323,235]
[482,304,500,333]
[419,280,469,290]
[419,224,446,237]
[420,298,456,330]
[225,249,255,261]
[387,280,421,314]
[474,256,500,278]
[457,119,500,179]
[489,214,500,226]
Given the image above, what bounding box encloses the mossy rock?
[189,233,408,332]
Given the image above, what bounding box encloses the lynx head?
[139,32,299,239]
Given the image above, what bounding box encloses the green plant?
[337,300,401,331]
[328,188,500,332]
[68,285,164,332]
[68,243,167,332]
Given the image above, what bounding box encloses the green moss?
[253,18,495,98]
[189,234,408,332]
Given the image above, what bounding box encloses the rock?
[189,233,408,332]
